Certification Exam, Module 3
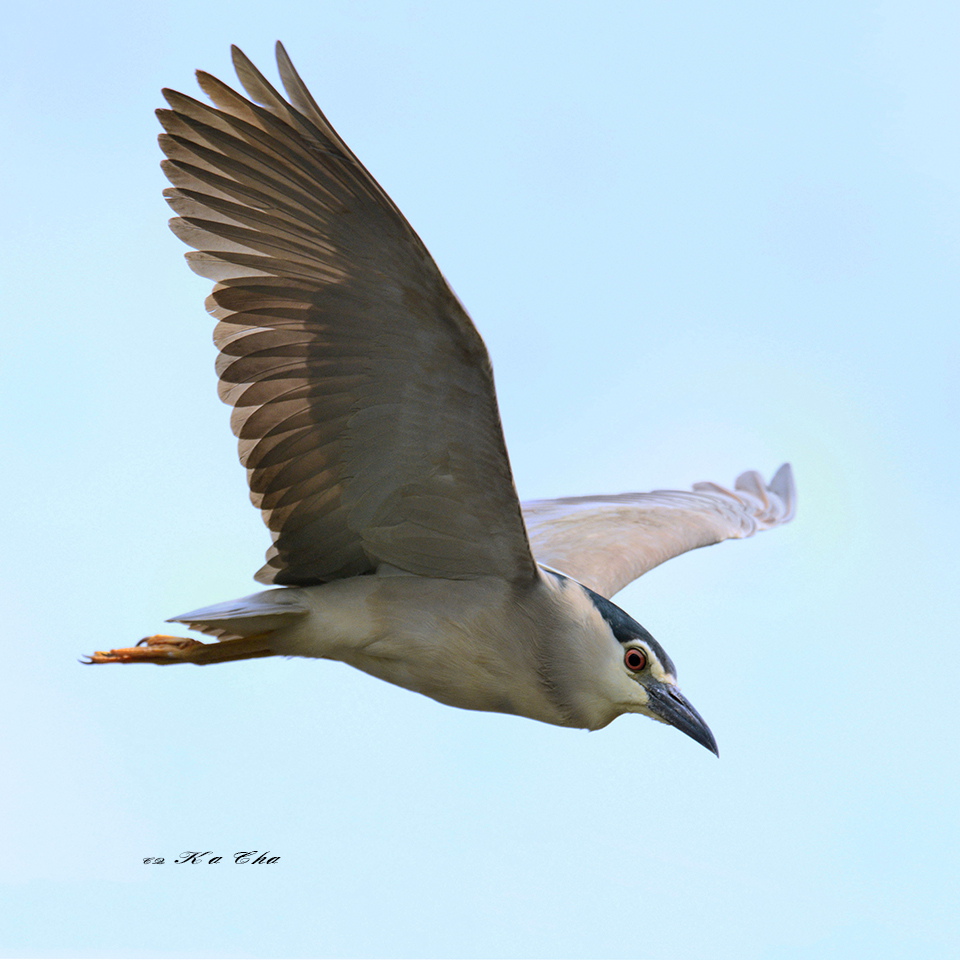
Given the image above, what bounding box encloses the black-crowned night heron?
[86,44,796,754]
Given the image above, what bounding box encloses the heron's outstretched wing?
[522,464,796,598]
[157,44,537,587]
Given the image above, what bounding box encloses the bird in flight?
[86,44,795,753]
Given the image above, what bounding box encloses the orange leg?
[83,634,276,666]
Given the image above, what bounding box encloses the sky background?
[2,1,958,958]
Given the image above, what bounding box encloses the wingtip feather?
[769,462,797,522]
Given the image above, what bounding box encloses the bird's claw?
[82,635,204,664]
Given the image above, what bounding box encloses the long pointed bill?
[646,683,719,756]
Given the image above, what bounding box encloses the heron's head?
[553,574,717,753]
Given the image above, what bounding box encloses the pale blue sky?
[2,2,958,958]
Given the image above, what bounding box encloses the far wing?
[522,464,796,597]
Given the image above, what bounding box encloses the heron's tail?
[83,589,310,666]
[168,588,310,640]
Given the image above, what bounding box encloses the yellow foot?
[82,635,204,665]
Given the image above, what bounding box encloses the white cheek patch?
[645,653,675,685]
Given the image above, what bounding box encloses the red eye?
[624,649,646,672]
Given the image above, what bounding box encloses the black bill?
[646,682,719,756]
